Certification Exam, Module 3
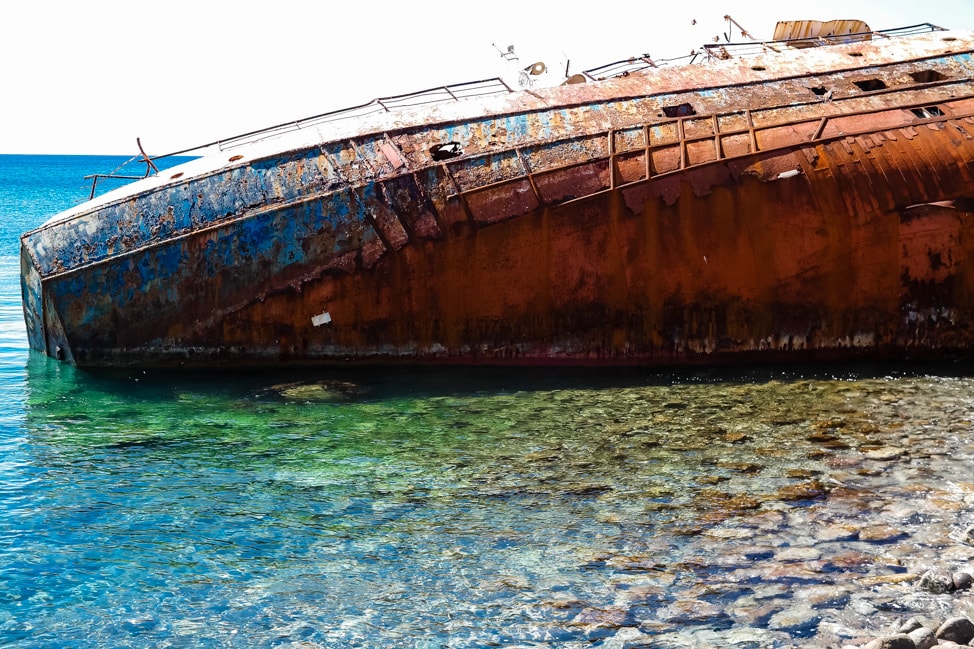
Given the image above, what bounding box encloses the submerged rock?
[569,605,629,630]
[270,379,364,401]
[775,480,829,502]
[918,568,955,594]
[908,626,936,649]
[936,616,974,644]
[863,447,905,461]
[895,617,927,634]
[800,584,852,608]
[766,604,821,635]
[861,634,916,649]
[656,599,728,625]
[954,571,973,592]
[815,523,860,542]
[601,627,654,648]
[859,525,909,543]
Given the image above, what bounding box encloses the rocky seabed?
[483,387,974,649]
[521,494,974,649]
[13,370,974,649]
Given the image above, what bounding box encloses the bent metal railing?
[84,138,159,200]
[85,23,946,199]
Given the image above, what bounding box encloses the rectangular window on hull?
[911,106,945,119]
[910,70,947,83]
[853,79,887,92]
[661,103,697,118]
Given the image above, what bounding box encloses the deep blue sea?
[5,154,974,648]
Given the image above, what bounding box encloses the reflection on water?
[6,354,974,647]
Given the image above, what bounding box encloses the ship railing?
[144,49,692,162]
[578,53,700,81]
[700,22,944,60]
[83,138,160,200]
[82,77,519,198]
[175,78,518,155]
[86,21,950,199]
[195,21,945,153]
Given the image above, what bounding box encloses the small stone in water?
[864,447,905,461]
[800,584,852,608]
[775,545,823,562]
[848,596,877,617]
[569,606,628,629]
[601,626,653,649]
[859,524,908,543]
[814,523,859,542]
[766,604,821,634]
[728,602,778,626]
[941,544,974,562]
[895,616,926,634]
[775,480,828,502]
[657,599,726,625]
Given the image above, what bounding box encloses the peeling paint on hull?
[20,27,974,367]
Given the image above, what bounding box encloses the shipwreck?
[19,20,974,367]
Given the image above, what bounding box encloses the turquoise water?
[4,155,974,648]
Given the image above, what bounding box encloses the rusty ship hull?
[19,25,974,367]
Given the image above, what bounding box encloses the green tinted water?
[12,358,974,647]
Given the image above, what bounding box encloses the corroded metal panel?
[19,245,44,354]
[38,188,383,361]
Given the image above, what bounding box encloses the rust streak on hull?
[227,125,974,365]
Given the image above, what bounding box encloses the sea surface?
[4,154,974,648]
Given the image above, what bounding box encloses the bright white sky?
[2,0,973,155]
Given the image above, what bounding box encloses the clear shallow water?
[4,156,974,648]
